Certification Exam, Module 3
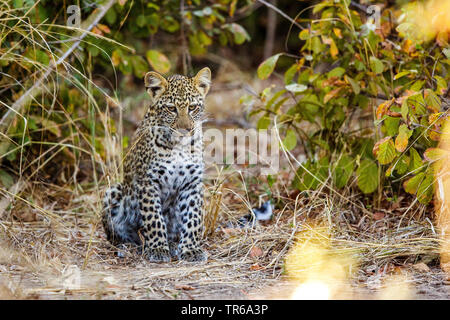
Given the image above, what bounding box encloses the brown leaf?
[250,246,263,258]
[97,24,111,34]
[323,87,343,103]
[249,264,263,271]
[222,228,240,235]
[175,284,195,291]
[373,212,385,220]
[289,189,301,200]
[390,196,404,210]
[91,26,103,36]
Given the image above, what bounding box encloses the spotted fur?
[102,68,211,262]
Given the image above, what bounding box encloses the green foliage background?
[0,0,449,209]
[249,0,449,205]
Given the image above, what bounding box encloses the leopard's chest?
[156,160,203,200]
[149,142,203,196]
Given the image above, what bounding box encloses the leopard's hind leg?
[102,184,142,246]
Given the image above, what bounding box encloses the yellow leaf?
[97,24,111,34]
[91,26,103,35]
[111,50,121,66]
[146,50,171,74]
[395,131,408,152]
[333,28,342,39]
[395,124,412,152]
[329,38,338,58]
[376,98,395,120]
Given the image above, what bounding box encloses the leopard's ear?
[145,71,168,102]
[193,67,211,96]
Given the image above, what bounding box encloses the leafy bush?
[0,0,252,187]
[246,0,449,205]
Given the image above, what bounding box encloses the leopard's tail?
[102,183,142,246]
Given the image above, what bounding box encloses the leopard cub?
[102,68,211,262]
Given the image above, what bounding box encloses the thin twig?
[256,0,303,30]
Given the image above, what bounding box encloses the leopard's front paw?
[146,248,171,262]
[179,248,207,262]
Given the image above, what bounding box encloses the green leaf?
[345,75,360,94]
[395,154,410,176]
[435,76,447,95]
[146,50,171,74]
[24,49,50,67]
[424,89,441,110]
[225,23,250,45]
[198,30,212,46]
[257,54,281,80]
[267,174,276,188]
[311,37,323,55]
[424,148,448,162]
[13,0,23,8]
[130,56,148,78]
[284,64,298,84]
[257,116,271,130]
[357,159,379,194]
[376,137,397,165]
[281,129,297,151]
[410,80,425,92]
[404,172,425,194]
[333,155,354,188]
[416,170,434,204]
[136,14,146,28]
[409,147,424,172]
[118,55,132,75]
[266,90,286,110]
[383,117,400,136]
[401,99,409,121]
[408,92,426,115]
[299,29,310,40]
[105,8,117,25]
[403,168,434,204]
[313,2,332,14]
[160,16,180,33]
[292,157,329,191]
[327,67,345,79]
[369,56,384,74]
[394,70,411,80]
[0,170,14,188]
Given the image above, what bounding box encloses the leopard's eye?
[166,105,177,113]
[189,104,198,112]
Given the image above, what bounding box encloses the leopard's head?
[144,67,211,135]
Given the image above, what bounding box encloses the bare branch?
[256,0,303,30]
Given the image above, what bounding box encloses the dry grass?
[0,167,448,299]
